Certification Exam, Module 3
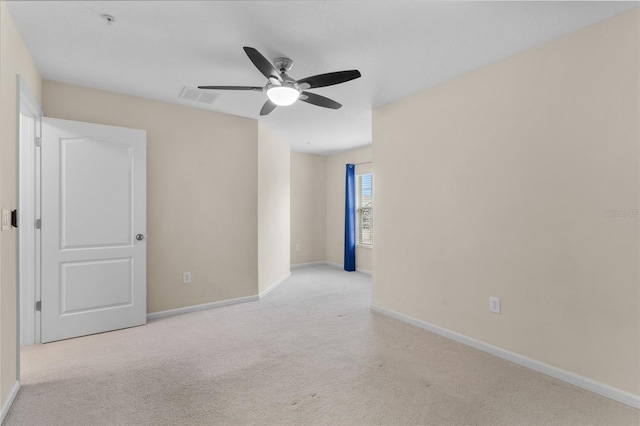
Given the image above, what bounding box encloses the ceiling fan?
[198,47,361,116]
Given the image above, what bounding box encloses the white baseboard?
[293,261,372,275]
[327,261,371,275]
[147,295,258,321]
[1,381,20,423]
[370,304,640,409]
[260,272,291,299]
[291,261,326,269]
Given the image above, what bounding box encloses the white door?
[41,117,146,343]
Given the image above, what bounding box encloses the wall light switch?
[183,272,191,284]
[1,210,10,231]
[489,297,501,314]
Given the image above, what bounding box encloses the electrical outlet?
[183,272,191,284]
[295,244,301,252]
[489,297,501,314]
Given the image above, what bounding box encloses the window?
[356,172,373,246]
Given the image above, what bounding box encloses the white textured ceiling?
[5,1,638,154]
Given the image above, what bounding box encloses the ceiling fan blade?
[198,86,263,91]
[260,99,277,116]
[297,70,361,90]
[299,91,342,109]
[243,47,282,83]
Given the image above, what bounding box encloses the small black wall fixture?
[11,209,17,228]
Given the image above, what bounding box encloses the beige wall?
[373,9,639,396]
[258,124,290,294]
[43,81,259,313]
[325,146,373,272]
[0,0,42,408]
[290,152,327,265]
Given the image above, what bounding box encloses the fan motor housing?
[274,57,293,73]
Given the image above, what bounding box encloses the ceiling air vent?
[179,86,219,105]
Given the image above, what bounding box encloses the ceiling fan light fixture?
[197,47,361,115]
[267,85,300,106]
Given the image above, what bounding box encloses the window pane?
[356,172,373,246]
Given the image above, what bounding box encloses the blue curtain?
[344,164,356,271]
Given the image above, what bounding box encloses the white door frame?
[18,75,43,354]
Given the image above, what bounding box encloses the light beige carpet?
[5,265,639,425]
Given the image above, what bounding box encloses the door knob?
[136,234,144,241]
